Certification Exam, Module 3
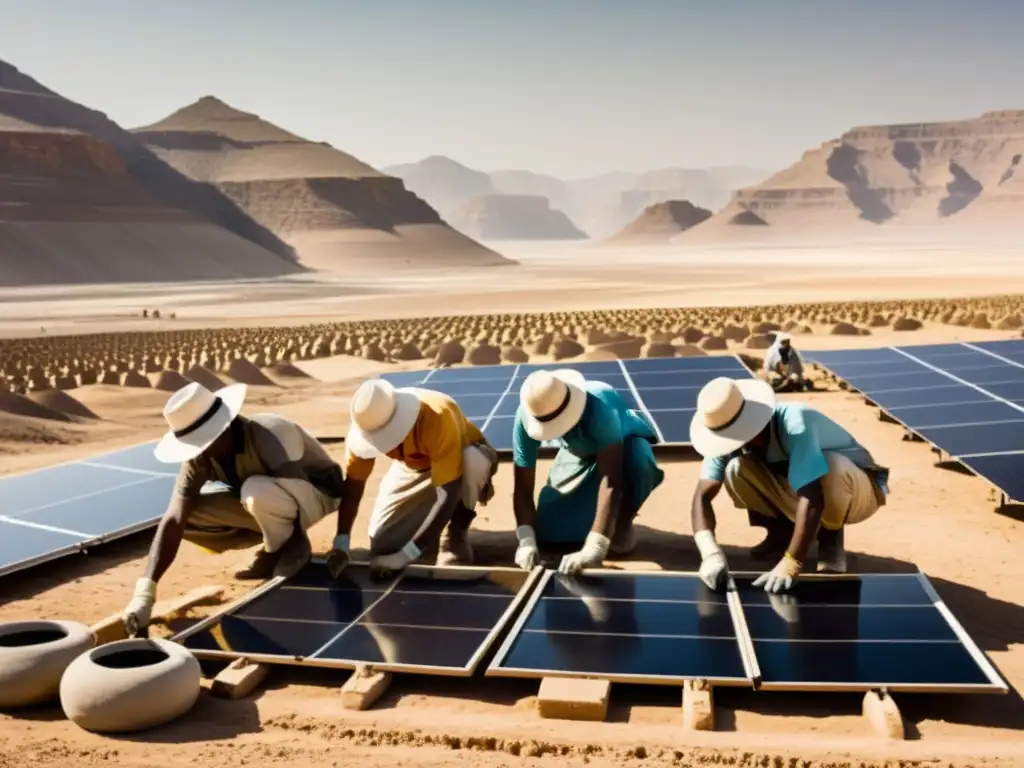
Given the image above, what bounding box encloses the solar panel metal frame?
[729,571,1009,695]
[807,341,1024,503]
[0,440,176,578]
[377,354,757,454]
[170,559,545,677]
[485,568,761,687]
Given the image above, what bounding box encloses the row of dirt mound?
[3,296,1022,397]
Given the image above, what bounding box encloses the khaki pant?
[723,452,881,531]
[368,443,498,556]
[184,476,339,554]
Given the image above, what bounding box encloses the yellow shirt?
[344,389,486,487]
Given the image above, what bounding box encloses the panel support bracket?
[211,656,270,699]
[537,676,610,721]
[340,664,392,711]
[681,679,715,731]
[862,687,904,740]
[91,584,226,645]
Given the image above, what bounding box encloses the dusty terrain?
[0,277,1022,767]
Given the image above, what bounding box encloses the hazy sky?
[2,0,1022,178]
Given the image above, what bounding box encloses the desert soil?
[1,255,1022,768]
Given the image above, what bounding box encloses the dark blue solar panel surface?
[487,571,751,684]
[379,357,752,451]
[808,340,1024,500]
[0,441,177,577]
[733,574,1001,690]
[177,562,535,674]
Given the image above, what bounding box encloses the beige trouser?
[184,476,339,554]
[368,444,498,556]
[723,452,881,531]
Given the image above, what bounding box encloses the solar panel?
[486,569,756,686]
[0,441,177,577]
[378,356,754,452]
[731,572,1007,693]
[807,340,1024,501]
[172,560,543,676]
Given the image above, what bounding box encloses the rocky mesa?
[604,199,712,245]
[447,194,587,241]
[0,59,302,286]
[133,100,512,272]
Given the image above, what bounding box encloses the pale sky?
[2,0,1022,178]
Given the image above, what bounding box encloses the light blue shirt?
[513,381,657,468]
[700,402,889,494]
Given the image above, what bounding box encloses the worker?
[763,333,811,392]
[511,369,665,575]
[687,376,889,593]
[327,379,498,579]
[123,382,344,633]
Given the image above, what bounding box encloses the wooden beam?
[91,584,226,645]
[340,665,392,711]
[862,689,905,739]
[681,679,714,731]
[536,677,609,721]
[211,657,270,700]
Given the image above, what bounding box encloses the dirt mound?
[0,390,70,422]
[605,200,712,244]
[184,365,226,391]
[227,358,278,386]
[447,194,587,241]
[0,60,302,286]
[28,389,98,419]
[133,98,512,273]
[153,369,191,392]
[267,361,313,379]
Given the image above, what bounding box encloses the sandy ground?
[1,259,1023,767]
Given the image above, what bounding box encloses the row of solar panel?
[806,339,1024,501]
[171,562,1008,694]
[380,356,755,450]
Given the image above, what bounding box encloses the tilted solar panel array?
[807,339,1024,501]
[378,356,754,451]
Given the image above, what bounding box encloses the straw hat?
[347,379,422,459]
[689,377,776,458]
[519,369,587,442]
[154,382,247,463]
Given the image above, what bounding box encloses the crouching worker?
[326,379,498,580]
[511,369,665,575]
[123,382,344,633]
[688,377,889,593]
[764,333,811,392]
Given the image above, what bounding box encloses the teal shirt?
[513,381,657,467]
[699,402,889,494]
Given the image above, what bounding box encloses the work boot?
[436,525,474,566]
[609,522,637,556]
[816,527,847,573]
[233,548,280,581]
[749,525,790,560]
[273,525,313,579]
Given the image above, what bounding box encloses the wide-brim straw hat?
[347,379,422,459]
[689,376,776,458]
[520,368,588,442]
[154,382,247,464]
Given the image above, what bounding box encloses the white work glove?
[768,592,801,624]
[694,529,730,590]
[369,540,421,579]
[560,575,611,624]
[557,531,610,575]
[122,577,157,636]
[326,534,351,580]
[514,525,540,571]
[753,552,803,593]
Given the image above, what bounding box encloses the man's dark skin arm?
[691,477,722,534]
[143,495,195,583]
[513,465,538,528]
[336,476,365,537]
[591,442,624,538]
[785,479,826,564]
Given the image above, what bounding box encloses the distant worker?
[763,333,811,392]
[511,369,665,575]
[328,379,498,579]
[123,382,344,633]
[687,377,889,593]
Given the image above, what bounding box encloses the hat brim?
[521,369,588,442]
[347,387,422,459]
[689,378,776,459]
[153,383,247,464]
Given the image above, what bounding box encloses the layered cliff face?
[135,103,511,272]
[447,194,587,241]
[688,111,1024,241]
[0,60,303,285]
[604,200,712,245]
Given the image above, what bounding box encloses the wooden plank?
[340,665,392,711]
[862,689,905,739]
[91,584,226,644]
[211,657,270,700]
[681,679,714,731]
[536,677,610,721]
